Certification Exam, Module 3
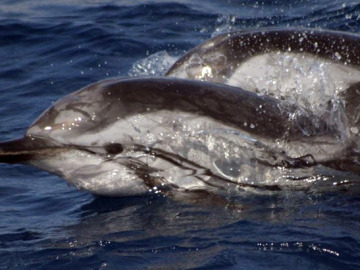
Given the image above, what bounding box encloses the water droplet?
[351,127,358,134]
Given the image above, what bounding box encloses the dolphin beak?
[0,137,59,164]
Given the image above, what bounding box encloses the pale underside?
[27,110,345,196]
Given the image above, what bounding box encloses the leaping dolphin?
[0,76,356,197]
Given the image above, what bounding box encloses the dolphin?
[0,77,352,197]
[166,27,360,87]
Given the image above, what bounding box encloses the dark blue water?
[1,1,360,269]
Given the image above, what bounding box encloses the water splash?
[128,51,178,77]
[212,15,238,37]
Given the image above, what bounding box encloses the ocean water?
[1,0,360,269]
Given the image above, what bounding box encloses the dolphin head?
[0,78,174,196]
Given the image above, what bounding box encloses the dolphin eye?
[104,143,124,155]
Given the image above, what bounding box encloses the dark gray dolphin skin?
[0,77,351,197]
[166,27,360,83]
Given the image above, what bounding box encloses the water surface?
[0,0,360,269]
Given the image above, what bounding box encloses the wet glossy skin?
[28,77,331,143]
[166,28,360,83]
